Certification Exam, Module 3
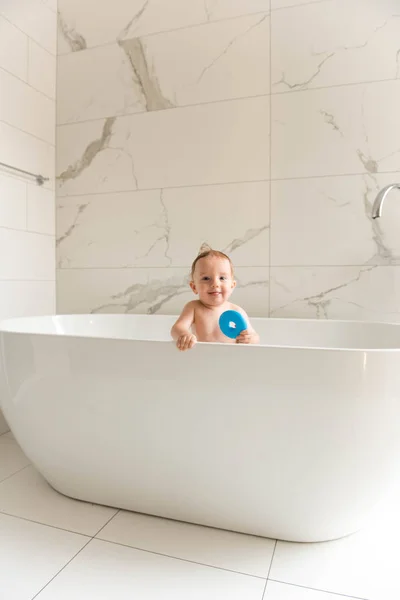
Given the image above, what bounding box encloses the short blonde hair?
[190,243,233,278]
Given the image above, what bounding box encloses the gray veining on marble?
[58,13,87,52]
[274,52,334,91]
[58,117,116,185]
[271,266,376,319]
[197,13,267,83]
[91,276,188,315]
[118,38,174,111]
[117,0,150,41]
[222,225,269,255]
[56,203,89,247]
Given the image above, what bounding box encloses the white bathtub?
[1,314,400,543]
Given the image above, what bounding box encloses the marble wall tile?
[57,96,270,196]
[57,43,147,125]
[56,182,269,269]
[57,0,206,55]
[271,0,324,8]
[0,229,55,280]
[0,175,27,230]
[57,0,270,55]
[0,281,55,320]
[0,0,57,55]
[27,185,55,235]
[204,0,269,20]
[57,267,269,316]
[270,266,400,321]
[0,122,55,190]
[28,39,56,99]
[57,13,269,125]
[272,0,400,93]
[41,0,57,12]
[271,80,400,180]
[0,16,28,81]
[0,68,55,145]
[271,173,400,266]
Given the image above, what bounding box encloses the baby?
[171,245,260,351]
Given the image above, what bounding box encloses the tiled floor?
[1,430,399,600]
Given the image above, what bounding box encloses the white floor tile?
[269,483,400,600]
[0,465,118,535]
[0,436,30,482]
[97,510,275,577]
[265,581,361,599]
[35,538,266,599]
[0,512,88,600]
[2,431,15,440]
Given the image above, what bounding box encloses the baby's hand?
[177,333,197,351]
[236,329,259,345]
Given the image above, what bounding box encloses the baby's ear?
[232,280,237,288]
[190,280,197,294]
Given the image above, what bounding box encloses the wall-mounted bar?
[0,160,49,186]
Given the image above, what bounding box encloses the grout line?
[271,76,400,97]
[262,539,277,599]
[268,0,272,318]
[0,508,92,539]
[56,10,271,58]
[30,537,93,599]
[0,464,30,485]
[55,169,400,198]
[56,92,270,128]
[92,509,120,538]
[0,224,55,238]
[0,62,56,103]
[0,12,56,58]
[0,117,56,148]
[95,535,268,580]
[268,579,369,600]
[271,0,331,11]
[56,78,400,130]
[55,265,399,271]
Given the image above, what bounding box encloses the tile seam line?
[55,79,400,127]
[57,70,400,129]
[0,225,55,238]
[31,537,93,599]
[268,0,272,318]
[268,578,369,600]
[0,64,55,103]
[0,118,56,147]
[0,508,92,538]
[57,10,271,57]
[55,265,397,270]
[0,464,30,485]
[55,171,400,198]
[95,535,269,580]
[56,0,342,59]
[56,92,271,128]
[262,539,277,599]
[271,76,400,96]
[0,12,56,58]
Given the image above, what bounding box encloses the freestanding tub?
[1,314,400,542]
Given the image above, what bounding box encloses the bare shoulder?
[229,303,247,316]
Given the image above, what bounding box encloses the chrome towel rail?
[0,160,49,186]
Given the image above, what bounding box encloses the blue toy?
[219,310,247,339]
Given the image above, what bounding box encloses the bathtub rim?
[1,313,400,353]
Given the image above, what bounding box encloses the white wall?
[0,0,57,434]
[56,0,400,322]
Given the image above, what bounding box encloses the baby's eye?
[202,276,210,281]
[220,276,227,281]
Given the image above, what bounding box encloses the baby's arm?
[171,302,197,351]
[235,307,260,345]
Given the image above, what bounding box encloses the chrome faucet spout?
[371,183,400,219]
